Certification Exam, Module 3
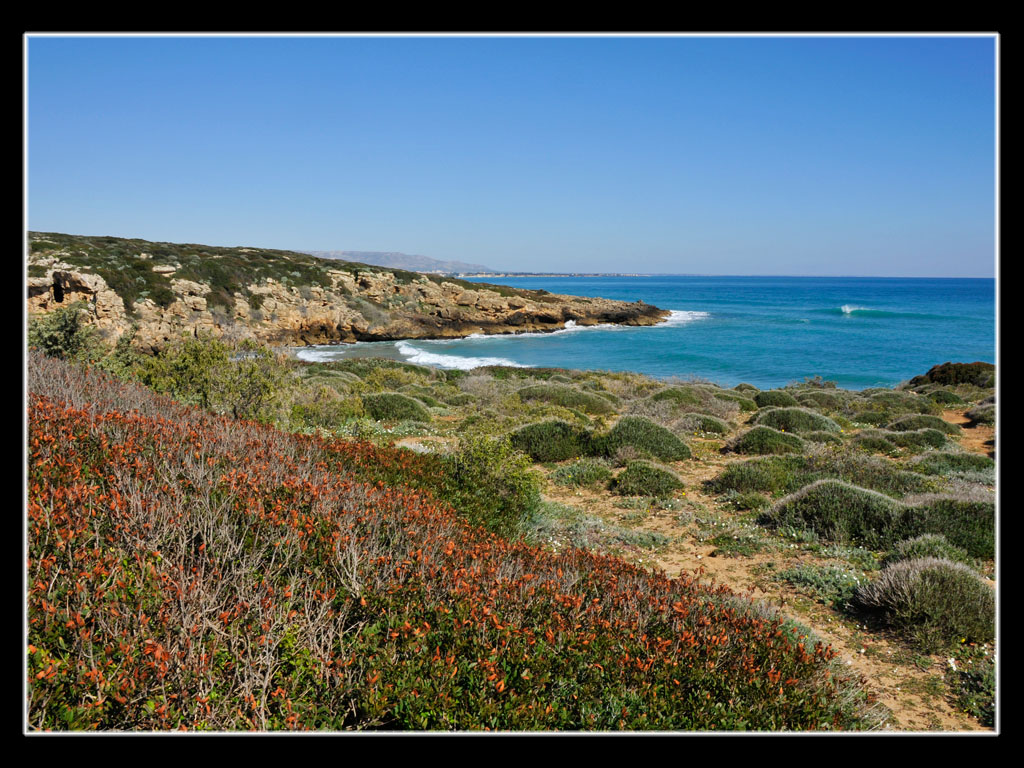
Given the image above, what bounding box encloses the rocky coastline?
[27,233,669,353]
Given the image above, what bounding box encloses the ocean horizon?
[294,275,996,391]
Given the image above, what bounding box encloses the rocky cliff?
[27,232,669,353]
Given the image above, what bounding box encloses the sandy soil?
[538,407,996,732]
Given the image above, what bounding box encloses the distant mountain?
[304,250,497,275]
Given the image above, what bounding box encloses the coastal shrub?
[852,433,899,455]
[965,403,995,426]
[795,390,844,410]
[909,451,994,478]
[907,361,995,389]
[713,392,758,412]
[867,391,939,416]
[28,362,884,731]
[733,383,759,393]
[726,426,805,455]
[851,558,995,653]
[288,385,364,429]
[400,386,444,409]
[441,432,541,537]
[137,334,291,422]
[509,420,592,463]
[752,407,842,434]
[27,301,100,362]
[881,534,977,570]
[719,489,771,511]
[709,450,932,499]
[946,645,996,728]
[675,413,730,436]
[549,458,613,489]
[926,389,966,405]
[776,564,864,608]
[910,497,995,559]
[760,480,907,549]
[516,384,614,415]
[886,414,960,435]
[850,411,890,427]
[854,429,947,455]
[596,416,691,462]
[802,431,843,445]
[754,390,800,408]
[362,392,433,422]
[650,386,705,408]
[612,461,685,498]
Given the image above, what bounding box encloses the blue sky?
[26,35,997,277]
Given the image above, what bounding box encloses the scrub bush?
[851,558,995,653]
[596,416,691,462]
[510,420,593,463]
[726,426,806,455]
[612,461,684,498]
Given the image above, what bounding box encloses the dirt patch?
[535,420,993,732]
[943,409,995,459]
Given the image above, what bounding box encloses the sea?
[293,276,996,391]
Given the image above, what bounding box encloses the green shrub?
[965,403,995,426]
[650,386,705,407]
[754,390,800,408]
[441,432,541,537]
[288,385,364,429]
[854,429,947,455]
[549,458,613,489]
[795,390,844,410]
[910,497,995,559]
[882,534,977,570]
[719,490,771,511]
[803,431,844,445]
[760,480,908,549]
[137,334,290,422]
[946,645,995,727]
[753,407,842,434]
[676,413,730,436]
[850,411,890,426]
[908,362,995,389]
[733,383,759,393]
[517,384,614,415]
[886,415,961,435]
[361,392,432,422]
[776,564,865,608]
[27,302,99,361]
[596,416,691,462]
[910,452,995,477]
[712,392,757,412]
[926,389,966,405]
[727,426,806,455]
[510,420,593,462]
[612,461,684,498]
[709,451,932,499]
[851,558,995,653]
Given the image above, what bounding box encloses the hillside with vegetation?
[26,304,996,731]
[27,232,667,353]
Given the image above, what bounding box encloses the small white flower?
[948,658,958,671]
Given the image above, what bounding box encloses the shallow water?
[294,276,995,390]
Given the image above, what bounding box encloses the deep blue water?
[295,276,996,390]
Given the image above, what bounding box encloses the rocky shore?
[27,233,669,352]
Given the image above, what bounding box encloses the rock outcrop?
[27,234,670,353]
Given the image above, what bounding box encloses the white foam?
[294,347,347,362]
[657,310,711,326]
[841,304,869,314]
[395,340,530,370]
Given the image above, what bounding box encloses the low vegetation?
[26,307,996,732]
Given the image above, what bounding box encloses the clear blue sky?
[26,34,997,277]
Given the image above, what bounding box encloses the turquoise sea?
[295,276,996,391]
